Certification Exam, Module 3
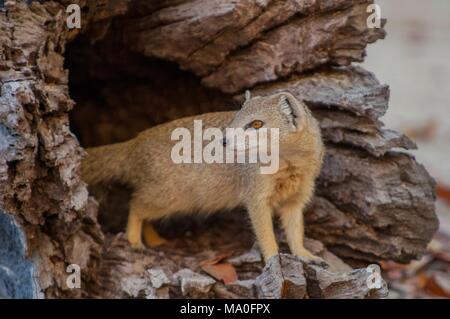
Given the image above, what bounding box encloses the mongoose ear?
[278,93,300,132]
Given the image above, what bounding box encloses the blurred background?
[363,0,450,298]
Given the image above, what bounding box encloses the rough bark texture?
[0,0,437,299]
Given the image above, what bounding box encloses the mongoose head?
[224,91,312,151]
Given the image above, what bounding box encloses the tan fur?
[82,92,324,262]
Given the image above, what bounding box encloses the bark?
[0,0,437,299]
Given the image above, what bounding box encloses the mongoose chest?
[269,165,306,208]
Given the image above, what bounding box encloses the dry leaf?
[418,272,450,298]
[200,254,238,285]
[201,263,238,285]
[418,272,429,288]
[437,183,450,205]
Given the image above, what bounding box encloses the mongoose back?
[82,92,325,263]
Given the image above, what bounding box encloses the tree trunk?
[0,0,437,299]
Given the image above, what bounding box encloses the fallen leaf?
[201,263,238,285]
[200,254,238,285]
[434,273,450,293]
[418,272,450,298]
[437,183,450,205]
[418,272,428,288]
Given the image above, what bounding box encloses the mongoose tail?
[82,141,133,187]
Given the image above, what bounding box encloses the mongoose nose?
[222,137,227,147]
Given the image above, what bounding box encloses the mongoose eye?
[250,120,264,129]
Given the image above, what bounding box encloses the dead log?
[0,0,437,299]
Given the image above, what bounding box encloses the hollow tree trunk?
[0,0,437,299]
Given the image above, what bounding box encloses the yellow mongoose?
[82,92,325,263]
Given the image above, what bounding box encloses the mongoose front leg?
[247,202,279,261]
[126,210,145,250]
[279,199,327,266]
[142,222,167,247]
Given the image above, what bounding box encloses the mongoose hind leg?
[127,196,167,250]
[143,222,167,247]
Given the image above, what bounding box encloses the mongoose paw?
[296,250,329,269]
[307,256,329,268]
[130,241,146,251]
